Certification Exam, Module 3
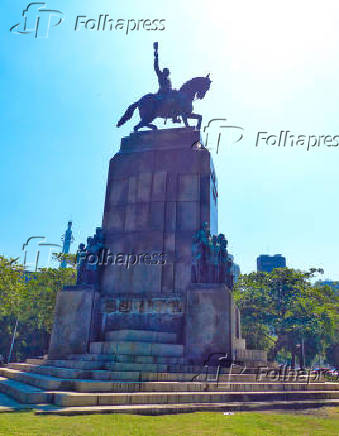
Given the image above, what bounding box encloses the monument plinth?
[49,127,266,365]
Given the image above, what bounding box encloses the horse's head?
[196,74,212,100]
[180,74,212,101]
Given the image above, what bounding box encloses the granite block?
[164,233,175,260]
[109,178,129,205]
[125,204,136,231]
[185,284,234,363]
[174,263,191,292]
[178,174,199,201]
[166,173,177,201]
[176,201,199,231]
[150,201,165,230]
[165,202,176,232]
[175,232,193,263]
[48,286,98,359]
[135,203,150,230]
[137,172,152,202]
[105,206,125,232]
[128,176,137,203]
[152,171,167,200]
[132,263,162,293]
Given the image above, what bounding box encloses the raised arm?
[153,42,160,76]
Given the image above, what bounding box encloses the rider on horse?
[153,42,180,123]
[116,42,210,131]
[153,42,172,97]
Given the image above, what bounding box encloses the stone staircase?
[0,329,338,415]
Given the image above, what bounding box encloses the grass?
[0,409,338,436]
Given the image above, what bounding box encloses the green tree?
[0,255,76,361]
[52,252,77,268]
[23,267,76,332]
[234,268,337,367]
[0,256,26,320]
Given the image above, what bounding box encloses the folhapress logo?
[10,2,64,38]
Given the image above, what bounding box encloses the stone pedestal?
[48,127,266,366]
[100,127,218,298]
[48,285,100,359]
[185,284,235,363]
[96,127,218,342]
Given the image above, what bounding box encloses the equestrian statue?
[116,42,211,131]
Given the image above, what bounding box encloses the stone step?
[90,341,184,357]
[67,354,117,362]
[105,362,169,373]
[0,377,51,404]
[47,360,105,370]
[66,381,339,395]
[2,363,266,384]
[0,392,36,412]
[116,355,186,365]
[7,363,33,372]
[66,354,274,370]
[105,330,177,344]
[26,359,47,365]
[67,354,186,365]
[52,389,339,407]
[35,398,339,415]
[7,363,207,383]
[103,361,225,374]
[19,359,105,371]
[28,356,277,375]
[3,367,335,395]
[6,364,114,382]
[44,361,208,377]
[47,358,206,373]
[101,361,260,375]
[1,367,142,387]
[32,356,280,377]
[7,363,329,384]
[0,368,68,391]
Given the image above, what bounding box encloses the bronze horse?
[117,75,211,131]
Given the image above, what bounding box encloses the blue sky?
[1,0,339,279]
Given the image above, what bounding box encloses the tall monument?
[60,221,74,269]
[49,43,266,366]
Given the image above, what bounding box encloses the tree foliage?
[0,255,76,361]
[52,252,77,268]
[234,268,338,366]
[23,267,77,332]
[0,256,26,320]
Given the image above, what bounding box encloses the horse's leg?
[146,123,158,130]
[188,114,202,130]
[137,97,157,131]
[134,106,145,131]
[134,120,146,131]
[182,114,190,128]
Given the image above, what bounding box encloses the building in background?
[257,254,286,273]
[316,280,339,295]
[229,254,241,283]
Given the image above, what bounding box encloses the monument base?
[48,128,267,366]
[48,285,100,359]
[185,284,235,363]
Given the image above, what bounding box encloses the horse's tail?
[116,100,139,127]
